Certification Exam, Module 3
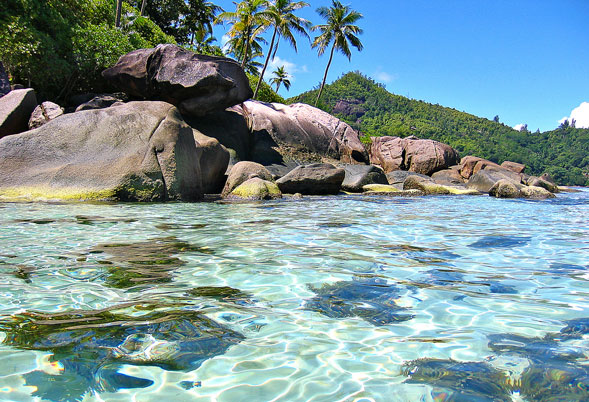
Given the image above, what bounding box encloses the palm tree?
[312,0,363,106]
[115,0,123,27]
[216,0,271,69]
[270,66,291,92]
[252,0,311,100]
[184,0,222,48]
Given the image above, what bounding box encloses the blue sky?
[213,0,589,131]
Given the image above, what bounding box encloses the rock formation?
[0,88,37,138]
[370,136,459,175]
[0,102,207,201]
[102,44,252,116]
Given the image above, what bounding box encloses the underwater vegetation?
[305,276,414,326]
[187,286,254,305]
[402,317,589,402]
[0,303,244,402]
[88,236,213,289]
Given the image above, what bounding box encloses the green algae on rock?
[0,303,244,401]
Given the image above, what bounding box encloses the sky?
[212,0,589,131]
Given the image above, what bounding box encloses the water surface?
[0,190,588,401]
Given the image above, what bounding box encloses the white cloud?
[264,56,308,82]
[513,123,526,131]
[375,71,395,83]
[559,101,589,128]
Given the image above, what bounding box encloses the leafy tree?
[216,0,271,68]
[311,0,363,106]
[269,66,291,92]
[0,0,175,101]
[252,0,311,100]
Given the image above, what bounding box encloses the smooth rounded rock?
[342,164,388,192]
[222,161,273,197]
[276,163,345,195]
[228,177,282,200]
[103,44,252,116]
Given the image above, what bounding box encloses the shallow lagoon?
[0,190,587,401]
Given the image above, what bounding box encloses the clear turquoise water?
[0,191,587,402]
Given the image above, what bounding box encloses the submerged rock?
[305,277,414,326]
[90,236,211,289]
[102,44,252,116]
[469,235,531,249]
[0,303,244,401]
[402,358,513,402]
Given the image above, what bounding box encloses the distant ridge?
[288,72,588,186]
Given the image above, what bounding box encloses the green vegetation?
[289,72,589,186]
[0,0,176,101]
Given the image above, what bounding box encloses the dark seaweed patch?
[0,303,244,402]
[187,286,253,305]
[89,237,213,289]
[469,235,531,249]
[385,244,460,266]
[305,277,414,326]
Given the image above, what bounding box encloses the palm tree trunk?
[276,82,281,92]
[115,0,123,27]
[140,0,147,16]
[253,26,278,100]
[315,42,336,106]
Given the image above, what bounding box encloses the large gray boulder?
[501,161,526,174]
[184,107,252,165]
[526,176,559,193]
[276,163,345,195]
[222,161,273,197]
[341,164,387,192]
[102,44,252,116]
[0,101,205,201]
[386,170,430,190]
[0,88,37,138]
[431,168,465,185]
[241,101,368,165]
[370,136,459,175]
[227,177,282,200]
[466,167,523,193]
[193,131,229,194]
[28,101,64,129]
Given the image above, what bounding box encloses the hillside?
[288,72,588,186]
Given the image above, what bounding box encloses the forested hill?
[288,72,588,186]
